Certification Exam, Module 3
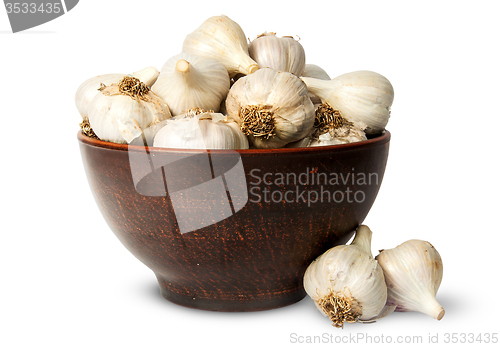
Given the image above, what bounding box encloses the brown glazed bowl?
[78,130,390,312]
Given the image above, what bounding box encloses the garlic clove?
[303,225,388,328]
[153,109,249,150]
[248,32,306,76]
[75,67,159,119]
[151,53,230,116]
[225,68,315,149]
[301,70,394,134]
[182,15,259,77]
[376,240,445,321]
[87,76,171,144]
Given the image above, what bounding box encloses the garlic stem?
[350,225,373,257]
[176,59,190,73]
[247,64,259,74]
[419,295,445,321]
[131,66,160,87]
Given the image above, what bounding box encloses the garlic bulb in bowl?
[302,64,330,80]
[287,104,367,148]
[152,53,230,116]
[75,66,159,119]
[303,225,387,328]
[376,240,445,321]
[153,110,249,150]
[302,64,330,104]
[248,32,306,76]
[301,70,394,134]
[225,68,315,149]
[87,76,171,144]
[182,15,259,78]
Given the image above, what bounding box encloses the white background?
[1,1,499,346]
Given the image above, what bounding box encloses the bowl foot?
[156,276,306,312]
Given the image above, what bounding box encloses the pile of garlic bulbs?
[76,14,394,149]
[304,225,445,328]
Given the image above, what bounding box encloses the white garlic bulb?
[376,240,445,321]
[225,68,315,149]
[151,53,230,116]
[87,76,171,144]
[302,64,330,105]
[302,64,330,80]
[153,110,249,150]
[303,225,387,328]
[182,15,259,78]
[288,104,367,148]
[248,32,306,76]
[75,66,159,119]
[301,70,394,134]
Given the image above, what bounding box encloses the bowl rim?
[77,130,390,155]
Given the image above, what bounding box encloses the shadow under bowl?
[78,130,390,311]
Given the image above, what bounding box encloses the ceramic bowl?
[78,130,390,311]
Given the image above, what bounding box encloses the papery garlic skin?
[152,53,230,116]
[153,111,249,150]
[225,68,315,149]
[287,104,367,148]
[289,128,367,148]
[75,66,159,119]
[376,240,445,321]
[182,15,259,78]
[302,64,330,80]
[301,70,394,134]
[303,225,387,328]
[302,64,330,105]
[87,77,171,144]
[248,32,306,76]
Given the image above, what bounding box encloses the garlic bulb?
[153,110,249,150]
[302,64,330,80]
[303,225,387,328]
[151,53,230,116]
[87,76,171,144]
[75,66,159,119]
[182,15,259,77]
[302,64,330,105]
[376,240,445,321]
[248,32,305,76]
[225,68,315,149]
[288,104,367,148]
[301,70,394,134]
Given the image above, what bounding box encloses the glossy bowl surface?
[78,130,390,311]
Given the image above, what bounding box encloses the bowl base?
[156,276,306,312]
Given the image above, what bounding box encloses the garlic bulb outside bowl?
[376,240,445,321]
[153,110,249,150]
[303,225,387,328]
